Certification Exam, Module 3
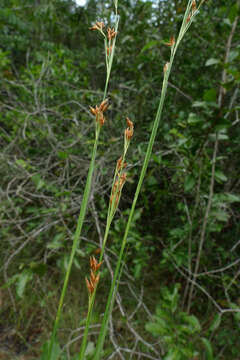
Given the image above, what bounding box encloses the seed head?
[90,256,103,272]
[186,14,191,23]
[86,256,103,296]
[125,117,134,141]
[126,117,133,129]
[99,98,110,112]
[89,21,105,31]
[120,173,127,186]
[90,100,109,127]
[85,277,94,295]
[165,36,175,47]
[98,112,105,127]
[117,157,127,172]
[110,192,120,208]
[192,0,197,13]
[107,27,117,41]
[163,62,169,74]
[107,46,113,56]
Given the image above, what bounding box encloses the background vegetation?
[0,0,240,359]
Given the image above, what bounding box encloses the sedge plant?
[47,2,119,359]
[48,1,206,359]
[90,1,207,359]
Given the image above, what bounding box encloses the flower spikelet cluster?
[85,256,103,296]
[110,172,127,209]
[165,36,175,48]
[90,99,109,127]
[89,21,105,32]
[187,0,197,23]
[125,117,134,141]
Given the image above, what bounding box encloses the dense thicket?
[0,0,240,359]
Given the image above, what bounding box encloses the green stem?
[48,128,100,360]
[78,147,128,360]
[76,4,120,359]
[78,293,96,360]
[93,1,199,358]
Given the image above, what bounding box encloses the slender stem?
[78,293,96,360]
[48,128,100,359]
[103,15,119,99]
[76,4,120,359]
[78,141,128,359]
[93,2,203,357]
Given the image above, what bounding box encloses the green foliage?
[1,0,240,359]
[146,284,213,359]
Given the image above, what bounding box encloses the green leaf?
[205,58,220,66]
[16,159,27,168]
[40,340,61,360]
[0,274,18,290]
[47,233,65,249]
[224,193,240,203]
[16,269,33,298]
[184,314,201,333]
[209,132,228,141]
[201,338,213,360]
[147,175,158,186]
[29,262,47,277]
[215,170,227,183]
[203,88,217,102]
[164,349,181,360]
[141,40,158,53]
[228,4,239,23]
[32,174,45,190]
[184,175,195,192]
[192,101,207,108]
[211,209,229,222]
[58,151,69,160]
[209,313,222,332]
[228,50,239,62]
[187,112,201,125]
[145,322,164,336]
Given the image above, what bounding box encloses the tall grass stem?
[93,1,202,358]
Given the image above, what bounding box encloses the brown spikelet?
[90,256,97,272]
[107,27,117,41]
[90,106,97,115]
[98,113,105,126]
[110,192,120,208]
[126,117,133,129]
[120,173,127,186]
[116,157,127,172]
[163,62,169,74]
[85,277,94,295]
[90,100,109,127]
[89,21,105,31]
[192,0,197,13]
[186,14,191,23]
[125,117,134,141]
[86,256,103,297]
[95,260,103,271]
[99,99,109,112]
[165,36,175,47]
[125,128,133,140]
[90,270,96,283]
[95,274,100,286]
[117,156,123,171]
[107,46,113,56]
